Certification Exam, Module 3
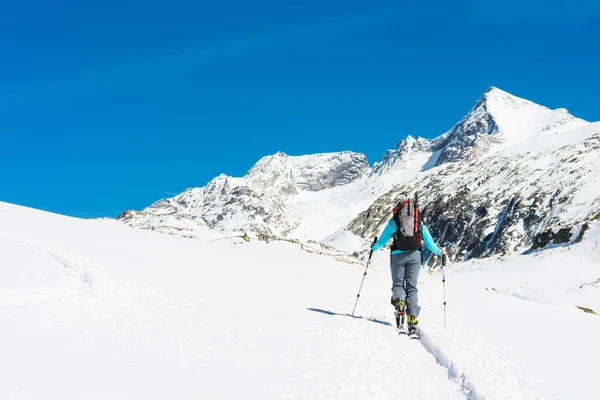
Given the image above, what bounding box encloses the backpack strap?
[393,211,401,237]
[392,199,411,215]
[413,201,423,245]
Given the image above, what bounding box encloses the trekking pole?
[442,246,448,330]
[437,223,449,330]
[351,236,378,317]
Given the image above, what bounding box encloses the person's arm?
[421,222,442,256]
[371,219,395,251]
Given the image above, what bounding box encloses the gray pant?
[390,252,422,316]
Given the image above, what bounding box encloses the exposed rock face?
[245,151,369,193]
[117,210,137,223]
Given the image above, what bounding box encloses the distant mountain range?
[119,87,600,264]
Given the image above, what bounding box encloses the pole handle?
[441,241,448,330]
[367,236,378,260]
[440,235,447,267]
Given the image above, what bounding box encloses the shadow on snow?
[307,308,392,327]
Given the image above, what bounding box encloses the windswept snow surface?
[1,201,599,399]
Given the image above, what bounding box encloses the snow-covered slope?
[120,87,597,263]
[2,201,600,399]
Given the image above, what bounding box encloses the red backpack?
[391,196,423,251]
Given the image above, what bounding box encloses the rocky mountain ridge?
[120,151,370,238]
[340,122,600,264]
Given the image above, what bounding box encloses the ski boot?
[407,315,419,339]
[392,298,407,334]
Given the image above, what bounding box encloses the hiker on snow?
[371,197,446,336]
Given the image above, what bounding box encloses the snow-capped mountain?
[120,86,599,262]
[246,151,369,193]
[435,86,588,165]
[120,151,369,238]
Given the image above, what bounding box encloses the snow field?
[1,201,599,399]
[0,202,466,399]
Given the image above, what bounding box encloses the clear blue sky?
[1,0,599,218]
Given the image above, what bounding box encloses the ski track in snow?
[307,309,482,398]
[0,231,179,321]
[0,232,94,305]
[417,280,550,400]
[298,310,467,400]
[417,330,482,400]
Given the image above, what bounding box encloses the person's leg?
[404,252,422,318]
[390,253,407,303]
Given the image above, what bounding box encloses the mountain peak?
[434,87,587,166]
[371,134,435,176]
[478,86,543,112]
[484,85,506,95]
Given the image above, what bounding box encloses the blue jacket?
[371,219,442,256]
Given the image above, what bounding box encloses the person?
[371,197,446,337]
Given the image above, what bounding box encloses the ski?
[396,326,419,339]
[395,307,420,339]
[396,327,419,339]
